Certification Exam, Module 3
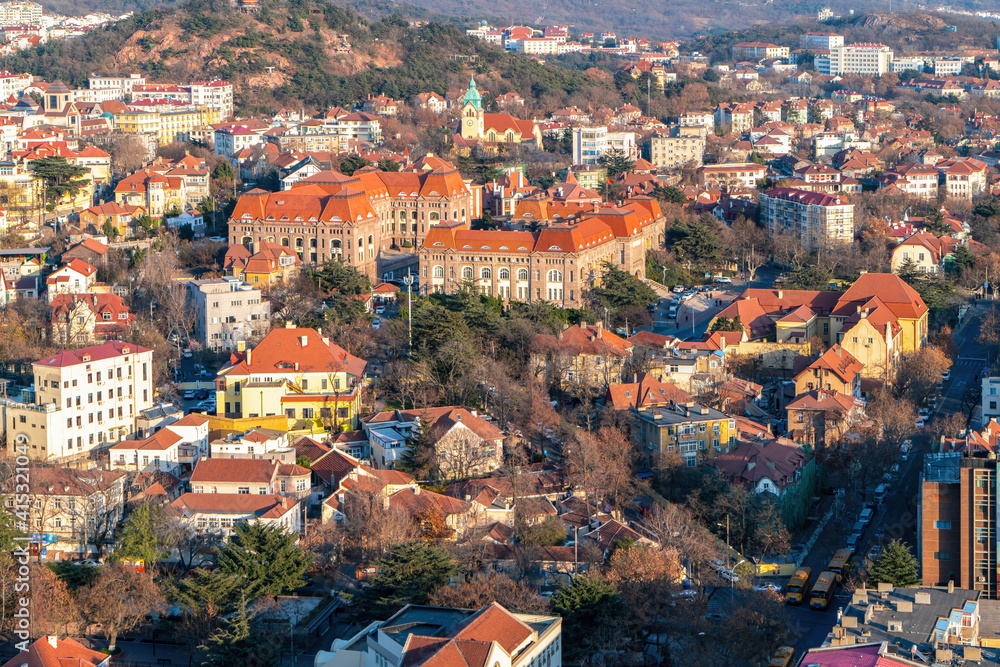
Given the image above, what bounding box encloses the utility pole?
[403,272,414,349]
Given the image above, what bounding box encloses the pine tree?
[215,522,312,600]
[868,539,920,587]
[199,594,281,667]
[353,541,459,616]
[116,502,167,567]
[552,574,628,662]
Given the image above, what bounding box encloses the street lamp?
[402,273,414,350]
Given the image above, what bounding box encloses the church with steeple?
[454,76,542,151]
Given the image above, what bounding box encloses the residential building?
[604,372,692,410]
[793,344,862,396]
[187,277,271,352]
[799,32,844,50]
[62,238,109,267]
[108,413,209,475]
[706,437,809,497]
[732,42,789,59]
[2,467,126,558]
[223,241,301,286]
[877,162,940,198]
[210,427,290,459]
[50,293,133,345]
[696,162,766,188]
[1,340,154,461]
[937,157,989,200]
[785,388,864,447]
[0,636,111,667]
[215,325,367,432]
[711,273,928,376]
[714,103,755,133]
[419,198,664,309]
[78,201,145,238]
[315,603,562,667]
[631,401,737,467]
[530,322,633,389]
[114,167,186,218]
[891,56,926,73]
[984,377,1000,422]
[570,126,638,165]
[760,187,855,249]
[44,258,97,301]
[890,231,975,275]
[169,492,300,537]
[362,406,504,474]
[647,125,705,169]
[818,43,894,76]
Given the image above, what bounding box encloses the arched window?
[480,267,492,280]
[498,267,510,280]
[462,266,473,279]
[429,211,440,221]
[517,268,528,281]
[332,239,342,249]
[241,236,253,247]
[310,238,317,248]
[433,265,444,278]
[280,237,289,247]
[295,237,304,248]
[367,234,374,245]
[547,269,563,282]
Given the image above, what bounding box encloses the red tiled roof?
[221,327,366,378]
[35,340,150,368]
[532,323,632,357]
[189,458,277,484]
[1,636,109,667]
[605,373,692,410]
[170,492,294,519]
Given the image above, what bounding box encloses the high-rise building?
[760,187,854,249]
[816,43,894,76]
[920,449,1000,597]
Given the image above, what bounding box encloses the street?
[781,305,994,657]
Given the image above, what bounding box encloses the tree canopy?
[214,522,312,600]
[352,540,459,617]
[31,156,89,204]
[868,539,920,587]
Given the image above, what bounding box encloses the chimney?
[322,337,330,346]
[285,321,294,329]
[777,290,783,299]
[834,346,841,356]
[47,636,58,649]
[237,340,246,353]
[414,486,421,495]
[247,348,252,365]
[580,320,587,329]
[948,579,954,593]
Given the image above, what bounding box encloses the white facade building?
[822,43,894,76]
[760,187,855,250]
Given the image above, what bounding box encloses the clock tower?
[459,75,484,141]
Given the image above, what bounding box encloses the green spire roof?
[463,76,482,111]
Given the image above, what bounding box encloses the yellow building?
[114,111,160,137]
[632,401,737,468]
[114,167,186,218]
[215,326,367,433]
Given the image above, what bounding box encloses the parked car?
[672,285,684,293]
[846,533,862,551]
[194,389,209,400]
[375,305,385,314]
[183,391,195,400]
[182,350,193,359]
[714,276,732,284]
[915,416,926,428]
[859,508,874,525]
[868,544,883,560]
[942,370,951,381]
[372,317,381,330]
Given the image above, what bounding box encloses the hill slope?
[6,0,607,114]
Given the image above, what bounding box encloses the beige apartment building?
[648,125,705,169]
[760,187,854,249]
[1,341,154,462]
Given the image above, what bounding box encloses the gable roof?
[1,636,109,667]
[189,458,277,484]
[605,373,692,410]
[796,344,863,384]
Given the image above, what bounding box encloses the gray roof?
[923,452,962,484]
[632,401,731,425]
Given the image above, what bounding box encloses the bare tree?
[897,346,952,405]
[78,568,166,651]
[341,487,419,562]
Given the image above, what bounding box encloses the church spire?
[463,75,483,111]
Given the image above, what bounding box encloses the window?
[517,268,528,281]
[462,266,473,279]
[547,269,563,282]
[498,267,510,280]
[433,265,444,278]
[934,521,952,529]
[934,552,951,560]
[237,487,250,494]
[480,267,491,280]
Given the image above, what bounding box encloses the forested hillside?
[11,0,609,115]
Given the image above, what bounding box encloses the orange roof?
[1,636,109,667]
[190,458,277,484]
[221,327,366,378]
[797,344,862,384]
[532,323,632,357]
[606,373,692,410]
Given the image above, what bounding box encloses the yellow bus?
[827,549,853,580]
[785,567,812,604]
[809,571,838,610]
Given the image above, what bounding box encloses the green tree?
[868,539,920,587]
[313,259,372,295]
[340,155,371,176]
[896,257,920,284]
[30,156,88,204]
[215,522,312,600]
[589,264,658,311]
[101,219,119,241]
[709,316,743,333]
[198,594,281,667]
[552,574,628,661]
[471,211,496,230]
[295,455,312,469]
[923,210,950,237]
[748,151,768,165]
[951,244,976,273]
[212,161,236,182]
[116,502,169,567]
[376,157,401,172]
[666,216,724,265]
[560,127,573,154]
[178,222,195,241]
[652,185,686,204]
[353,541,459,616]
[172,568,243,616]
[598,148,634,179]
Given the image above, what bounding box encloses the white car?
[672,285,684,293]
[714,277,732,284]
[915,416,926,428]
[182,351,193,359]
[942,371,951,381]
[372,317,381,330]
